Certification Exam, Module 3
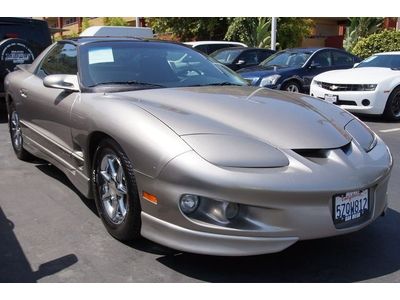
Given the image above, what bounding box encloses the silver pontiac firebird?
[4,37,393,256]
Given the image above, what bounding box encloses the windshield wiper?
[207,82,244,86]
[89,81,166,88]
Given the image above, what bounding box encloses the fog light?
[223,202,239,220]
[362,99,370,106]
[180,195,200,214]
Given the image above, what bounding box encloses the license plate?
[334,189,369,225]
[324,94,338,103]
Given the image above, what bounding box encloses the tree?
[343,17,384,52]
[276,18,314,49]
[225,17,313,49]
[352,29,400,58]
[148,17,230,41]
[225,18,271,47]
[82,17,90,31]
[103,17,128,27]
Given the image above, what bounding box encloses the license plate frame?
[333,189,370,227]
[324,94,338,103]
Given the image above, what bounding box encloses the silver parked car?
[4,37,393,256]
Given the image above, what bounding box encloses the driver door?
[303,50,334,89]
[20,42,79,167]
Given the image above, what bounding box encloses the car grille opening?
[292,148,329,158]
[293,142,352,163]
[319,82,376,92]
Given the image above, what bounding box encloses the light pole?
[271,17,277,50]
[136,17,141,27]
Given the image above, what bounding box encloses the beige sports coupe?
[4,37,393,256]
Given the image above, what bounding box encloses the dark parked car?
[0,17,52,98]
[210,47,276,71]
[238,47,362,93]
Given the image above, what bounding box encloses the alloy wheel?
[286,84,299,93]
[10,111,23,150]
[97,154,128,225]
[391,91,400,118]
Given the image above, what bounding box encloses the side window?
[332,51,354,67]
[38,43,77,78]
[311,51,332,68]
[194,44,208,54]
[238,50,259,65]
[258,50,272,62]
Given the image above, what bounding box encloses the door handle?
[19,88,28,98]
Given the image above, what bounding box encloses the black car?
[211,47,276,71]
[0,18,52,98]
[238,47,362,93]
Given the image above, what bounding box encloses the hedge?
[352,30,400,58]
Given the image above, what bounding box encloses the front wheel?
[8,102,33,161]
[281,80,301,93]
[92,138,142,241]
[383,86,400,121]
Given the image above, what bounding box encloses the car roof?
[281,47,346,53]
[184,41,247,47]
[211,47,275,55]
[215,47,274,51]
[0,17,48,26]
[375,51,400,56]
[62,36,180,46]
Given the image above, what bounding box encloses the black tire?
[383,86,400,121]
[92,138,141,241]
[8,102,34,161]
[281,80,302,93]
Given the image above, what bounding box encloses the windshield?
[211,49,243,64]
[260,51,312,67]
[356,54,400,69]
[79,41,247,89]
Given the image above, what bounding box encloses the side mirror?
[43,75,79,92]
[353,62,360,68]
[236,60,246,65]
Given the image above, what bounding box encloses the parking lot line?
[379,128,400,133]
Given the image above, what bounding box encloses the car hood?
[238,65,298,79]
[110,86,353,150]
[314,67,398,84]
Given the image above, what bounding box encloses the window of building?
[64,18,77,26]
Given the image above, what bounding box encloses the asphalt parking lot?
[0,107,399,283]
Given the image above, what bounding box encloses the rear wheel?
[8,102,33,161]
[92,138,142,241]
[383,86,400,121]
[281,80,301,93]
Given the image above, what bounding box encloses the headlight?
[345,119,377,152]
[260,74,281,86]
[181,134,289,168]
[361,84,377,91]
[313,80,322,87]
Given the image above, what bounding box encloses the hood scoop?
[292,142,352,164]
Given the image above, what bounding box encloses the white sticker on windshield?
[88,47,114,64]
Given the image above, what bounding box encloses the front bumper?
[141,213,298,256]
[136,137,392,256]
[310,84,389,115]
